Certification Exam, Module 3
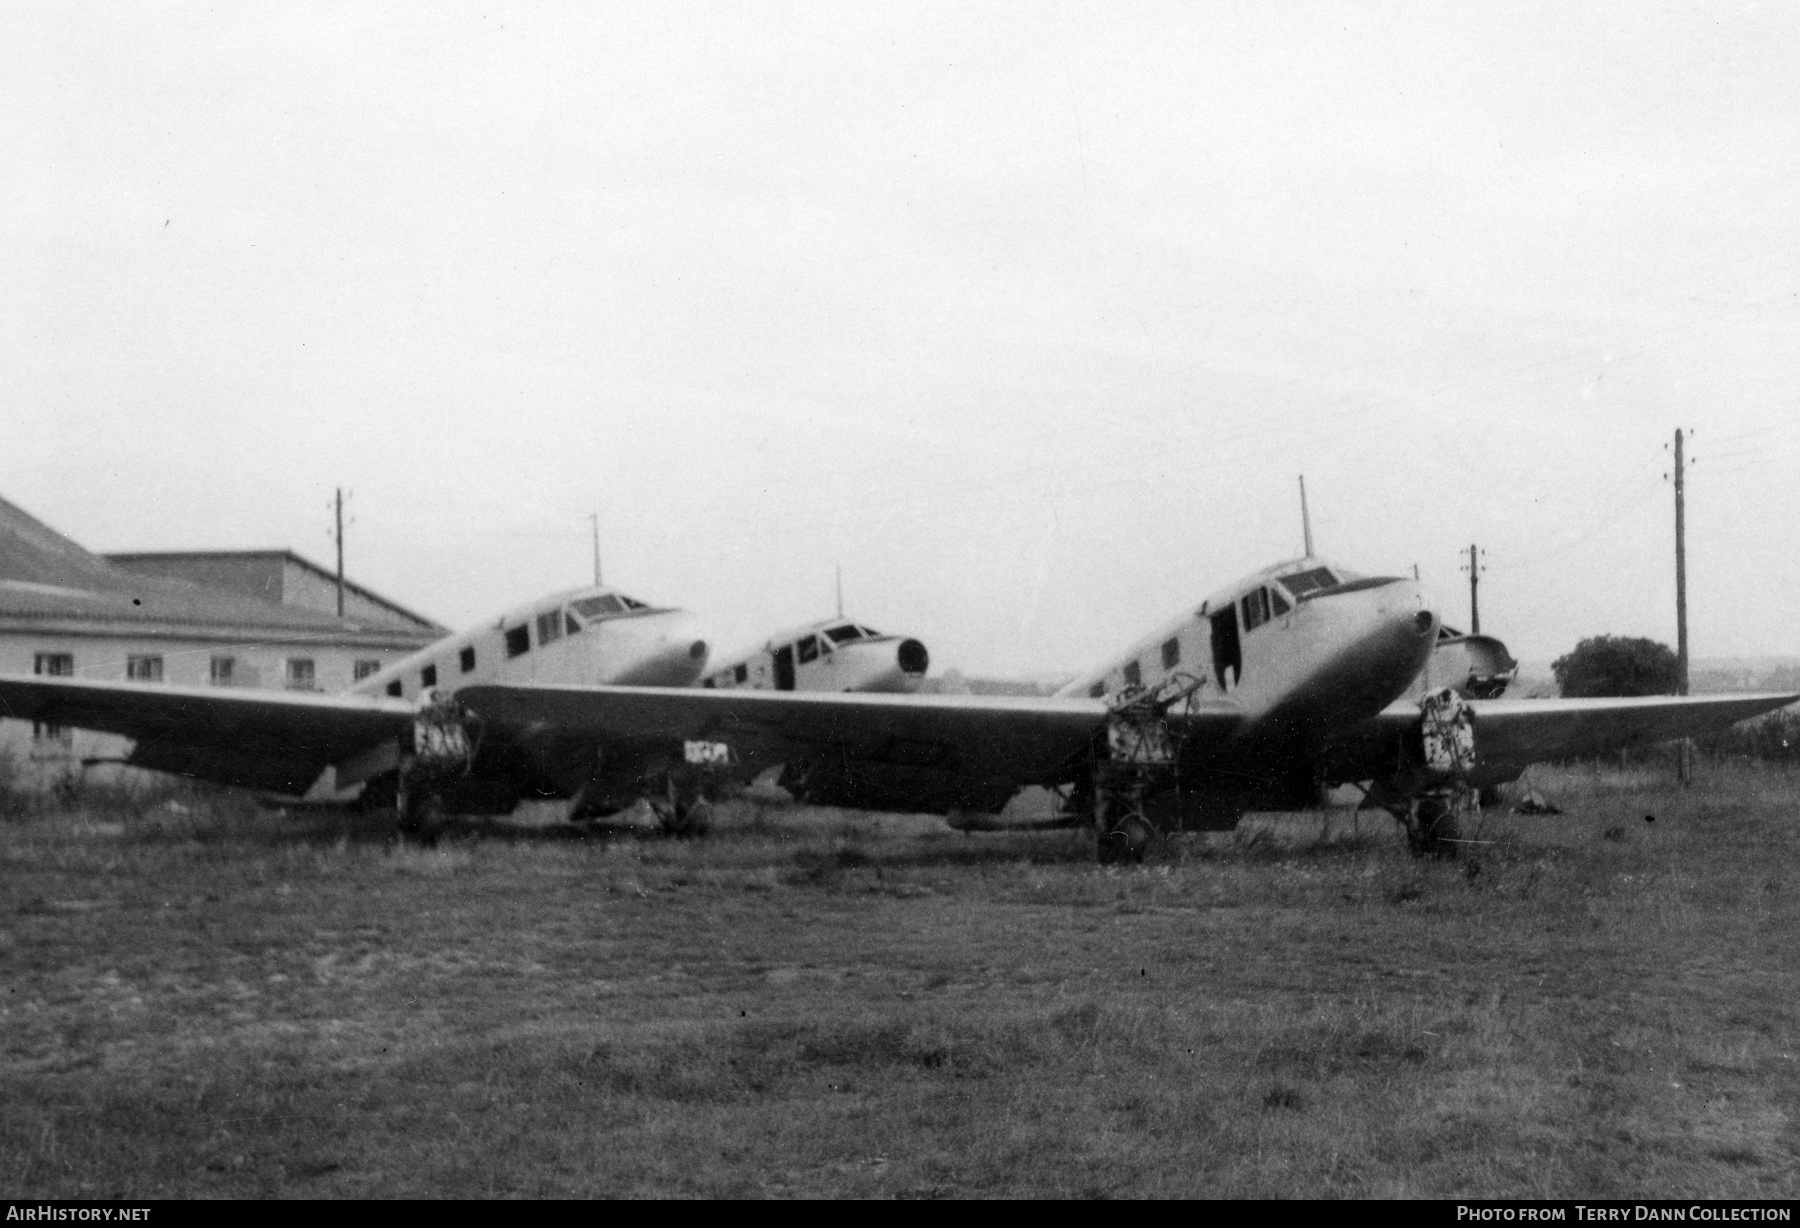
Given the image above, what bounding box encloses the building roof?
[103,549,443,634]
[0,495,444,647]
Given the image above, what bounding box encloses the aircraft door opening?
[773,644,795,691]
[1210,606,1241,691]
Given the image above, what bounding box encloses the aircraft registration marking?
[684,739,733,766]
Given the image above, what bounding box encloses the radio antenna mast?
[835,564,844,619]
[1299,476,1314,557]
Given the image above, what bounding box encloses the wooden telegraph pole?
[1674,429,1691,783]
[1461,543,1484,634]
[334,487,346,618]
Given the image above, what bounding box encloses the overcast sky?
[6,3,1797,677]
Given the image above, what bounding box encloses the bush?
[1552,635,1679,698]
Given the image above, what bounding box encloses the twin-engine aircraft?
[700,618,931,695]
[0,559,1789,858]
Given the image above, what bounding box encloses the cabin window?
[797,635,820,664]
[286,659,316,690]
[1161,637,1180,669]
[536,611,562,646]
[573,594,623,619]
[566,612,582,636]
[1242,588,1271,632]
[210,656,235,686]
[620,596,648,610]
[460,646,476,673]
[35,653,73,677]
[1279,567,1337,597]
[1123,660,1142,687]
[421,664,437,688]
[825,624,863,643]
[387,680,403,697]
[734,662,748,684]
[703,678,715,688]
[354,659,381,681]
[1089,681,1105,698]
[505,625,530,658]
[1270,589,1291,616]
[127,655,163,682]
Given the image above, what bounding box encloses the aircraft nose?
[611,611,713,686]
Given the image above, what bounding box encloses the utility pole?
[1460,543,1484,634]
[334,487,345,618]
[1298,475,1313,557]
[1674,428,1691,783]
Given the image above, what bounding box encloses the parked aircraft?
[0,558,1788,859]
[699,618,929,694]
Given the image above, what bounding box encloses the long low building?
[0,495,446,789]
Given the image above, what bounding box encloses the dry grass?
[2,762,1797,1198]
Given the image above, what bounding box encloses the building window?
[536,610,562,647]
[34,653,74,677]
[286,658,316,690]
[387,679,403,698]
[1161,637,1181,669]
[353,659,382,681]
[421,664,437,688]
[31,649,72,741]
[126,655,163,682]
[210,656,235,686]
[459,646,476,673]
[1123,660,1142,688]
[505,626,530,658]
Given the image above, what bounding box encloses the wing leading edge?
[0,674,416,794]
[1334,692,1798,786]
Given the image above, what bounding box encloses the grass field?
[3,762,1797,1199]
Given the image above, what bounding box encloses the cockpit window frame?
[1277,567,1338,599]
[572,594,625,619]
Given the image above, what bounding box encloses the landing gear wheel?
[668,798,714,840]
[399,791,447,845]
[1406,795,1460,859]
[1098,813,1156,864]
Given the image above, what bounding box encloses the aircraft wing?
[458,683,1245,815]
[0,674,416,794]
[1330,692,1798,786]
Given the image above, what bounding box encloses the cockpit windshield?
[824,624,864,644]
[572,594,632,619]
[1277,567,1338,598]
